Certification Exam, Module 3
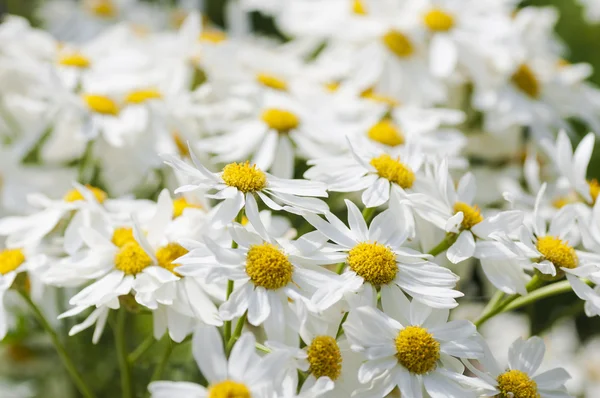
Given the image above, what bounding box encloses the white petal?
[192,325,227,383]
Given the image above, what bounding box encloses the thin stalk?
[255,343,271,353]
[335,262,346,274]
[225,210,245,343]
[114,308,133,398]
[226,312,248,353]
[362,207,376,223]
[128,335,156,364]
[18,290,95,398]
[150,339,174,382]
[501,280,588,313]
[427,234,458,257]
[335,312,349,339]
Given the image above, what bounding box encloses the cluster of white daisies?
[1,0,600,397]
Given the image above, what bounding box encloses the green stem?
[17,290,95,398]
[427,234,458,257]
[114,308,133,398]
[335,262,346,274]
[226,312,247,353]
[362,207,376,223]
[335,312,349,339]
[481,290,504,315]
[475,275,543,328]
[128,334,156,364]
[225,209,246,343]
[502,280,589,313]
[150,338,174,382]
[255,343,271,353]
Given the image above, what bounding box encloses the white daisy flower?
[0,246,47,340]
[464,337,571,398]
[162,151,328,227]
[177,215,338,342]
[148,326,288,398]
[344,303,483,398]
[305,139,424,211]
[304,200,462,309]
[422,160,523,264]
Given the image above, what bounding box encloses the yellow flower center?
[347,242,397,285]
[83,94,119,116]
[199,30,227,43]
[58,53,91,68]
[208,380,251,398]
[511,64,540,99]
[307,335,342,381]
[261,108,300,133]
[111,227,135,248]
[496,369,540,398]
[156,243,188,276]
[370,154,415,189]
[352,0,367,15]
[361,88,400,107]
[368,119,404,147]
[589,179,600,204]
[324,82,341,92]
[395,326,440,375]
[0,249,26,275]
[173,197,201,218]
[382,30,414,58]
[125,89,162,104]
[85,0,117,18]
[536,236,578,270]
[172,132,190,158]
[221,162,267,193]
[423,9,455,32]
[453,202,483,230]
[256,73,288,91]
[114,242,153,275]
[63,185,107,203]
[245,243,293,290]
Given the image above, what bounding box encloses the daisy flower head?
[0,245,47,340]
[304,200,462,310]
[465,337,571,398]
[0,182,108,254]
[305,138,424,210]
[179,215,339,342]
[149,325,288,398]
[423,160,523,264]
[196,90,343,179]
[162,149,328,228]
[344,301,483,398]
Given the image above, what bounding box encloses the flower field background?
[3,0,600,397]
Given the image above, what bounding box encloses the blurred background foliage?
[2,0,600,396]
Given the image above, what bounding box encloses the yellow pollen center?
[256,73,288,91]
[0,249,26,275]
[63,185,107,203]
[86,0,117,18]
[395,326,440,375]
[370,154,415,189]
[347,242,397,285]
[125,89,162,104]
[245,243,293,290]
[423,9,455,32]
[173,197,201,218]
[114,242,153,275]
[111,227,135,248]
[511,64,540,99]
[208,380,251,398]
[368,119,404,147]
[58,53,91,68]
[199,30,227,43]
[352,0,367,15]
[361,88,400,107]
[453,202,484,230]
[307,336,342,380]
[589,179,600,204]
[496,369,540,398]
[221,162,267,193]
[156,243,188,275]
[83,94,119,116]
[261,108,300,133]
[536,236,578,270]
[382,30,414,58]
